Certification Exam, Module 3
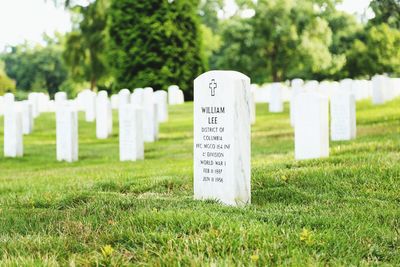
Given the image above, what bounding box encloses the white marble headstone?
[4,103,23,158]
[38,93,50,113]
[142,87,157,142]
[119,104,144,161]
[168,85,179,105]
[250,85,256,125]
[4,93,15,109]
[177,89,185,104]
[107,99,113,136]
[304,80,320,92]
[294,92,329,160]
[21,101,34,135]
[56,104,78,162]
[154,90,168,123]
[330,92,356,141]
[194,70,251,206]
[86,91,97,122]
[118,89,131,109]
[290,79,304,127]
[55,92,67,103]
[372,75,386,105]
[96,91,110,139]
[168,85,185,105]
[269,83,283,113]
[131,88,144,106]
[254,84,269,103]
[111,94,119,110]
[28,92,40,118]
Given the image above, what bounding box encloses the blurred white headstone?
[304,80,319,92]
[295,92,329,160]
[21,101,34,135]
[56,104,78,162]
[154,90,168,123]
[269,83,283,113]
[38,93,50,113]
[168,85,184,105]
[96,91,110,139]
[28,92,39,118]
[330,92,356,141]
[143,87,157,142]
[55,92,68,108]
[4,103,23,158]
[290,79,304,127]
[118,89,131,109]
[119,104,144,161]
[86,91,97,122]
[254,84,270,103]
[372,75,386,105]
[111,94,119,110]
[131,88,144,106]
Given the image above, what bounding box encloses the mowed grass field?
[0,98,399,266]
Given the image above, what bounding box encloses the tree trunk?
[90,77,97,91]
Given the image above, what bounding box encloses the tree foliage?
[214,0,348,83]
[108,0,205,98]
[369,0,400,29]
[198,0,224,31]
[346,23,400,77]
[63,0,110,90]
[5,0,400,95]
[1,35,68,96]
[0,60,16,94]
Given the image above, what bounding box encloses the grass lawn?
[0,98,399,266]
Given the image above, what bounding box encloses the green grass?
[0,98,399,266]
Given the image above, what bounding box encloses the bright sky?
[0,0,372,51]
[337,0,373,19]
[0,0,71,50]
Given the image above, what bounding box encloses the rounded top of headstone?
[154,90,167,96]
[168,85,179,91]
[4,93,15,101]
[319,80,332,89]
[292,78,304,87]
[55,91,67,96]
[304,80,319,91]
[250,84,259,90]
[119,88,131,95]
[271,82,282,89]
[98,91,108,98]
[195,70,250,83]
[144,87,154,93]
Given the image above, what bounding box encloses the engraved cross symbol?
[209,79,217,96]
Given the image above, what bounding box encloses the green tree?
[346,23,400,77]
[108,0,205,99]
[323,10,361,55]
[213,17,262,81]
[215,0,342,83]
[297,17,346,80]
[200,24,222,69]
[1,34,68,96]
[198,0,224,31]
[0,60,16,94]
[63,0,110,90]
[369,0,400,29]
